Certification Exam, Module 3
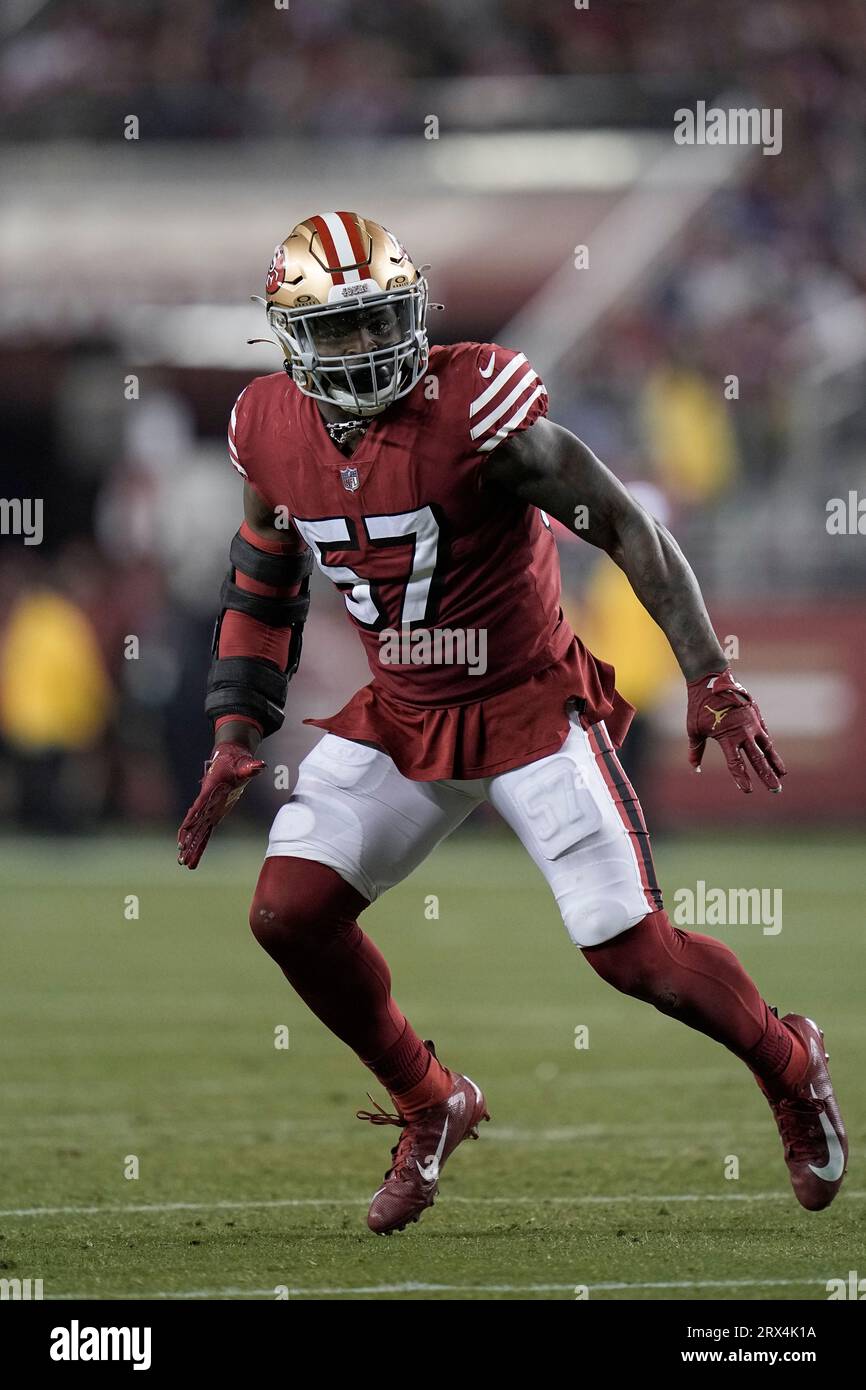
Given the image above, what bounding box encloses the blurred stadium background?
[2,0,866,1305]
[1,0,865,835]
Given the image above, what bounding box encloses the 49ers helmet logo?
[265,245,286,295]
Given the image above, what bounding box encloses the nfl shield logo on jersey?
[340,465,360,492]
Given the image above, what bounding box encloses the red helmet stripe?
[308,214,345,285]
[335,211,372,276]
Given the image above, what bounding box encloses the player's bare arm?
[485,417,724,678]
[486,416,787,793]
[242,479,289,545]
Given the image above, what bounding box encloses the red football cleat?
[356,1041,490,1235]
[756,1013,848,1211]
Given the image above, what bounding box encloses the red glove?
[686,667,787,794]
[177,741,266,869]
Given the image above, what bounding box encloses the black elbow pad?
[205,531,313,735]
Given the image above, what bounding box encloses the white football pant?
[265,709,661,949]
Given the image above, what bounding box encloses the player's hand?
[686,668,786,794]
[177,740,266,869]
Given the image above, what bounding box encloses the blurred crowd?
[2,0,864,139]
[0,374,372,832]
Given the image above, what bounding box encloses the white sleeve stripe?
[230,387,247,425]
[229,458,249,478]
[470,367,538,440]
[228,387,247,469]
[469,352,526,417]
[476,385,546,452]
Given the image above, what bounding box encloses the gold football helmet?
[260,212,429,416]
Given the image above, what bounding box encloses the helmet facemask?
[266,279,429,417]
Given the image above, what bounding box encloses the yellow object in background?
[641,365,738,505]
[572,559,678,713]
[0,591,113,750]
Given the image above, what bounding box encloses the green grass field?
[1,828,863,1301]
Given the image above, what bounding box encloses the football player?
[178,213,847,1234]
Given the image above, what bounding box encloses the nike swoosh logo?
[808,1084,845,1182]
[479,352,496,378]
[416,1116,449,1184]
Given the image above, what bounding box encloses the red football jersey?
[228,342,633,779]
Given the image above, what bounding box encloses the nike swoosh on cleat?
[416,1117,449,1183]
[807,1084,845,1182]
[479,352,496,378]
[464,1077,483,1107]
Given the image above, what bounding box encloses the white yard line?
[0,1121,773,1148]
[3,1190,864,1219]
[45,1275,833,1300]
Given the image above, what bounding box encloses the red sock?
[582,909,808,1090]
[250,857,452,1113]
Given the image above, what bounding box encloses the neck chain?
[325,417,370,449]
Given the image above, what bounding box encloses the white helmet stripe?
[321,212,363,284]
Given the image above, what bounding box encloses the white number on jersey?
[293,507,441,630]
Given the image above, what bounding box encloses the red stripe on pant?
[592,719,651,832]
[588,722,662,914]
